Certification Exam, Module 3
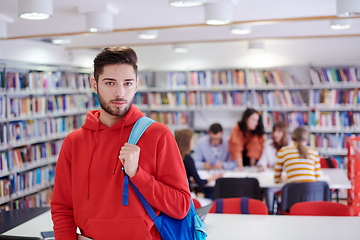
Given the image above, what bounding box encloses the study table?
[204,213,360,240]
[198,167,352,189]
[2,209,360,240]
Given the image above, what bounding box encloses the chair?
[209,197,268,215]
[289,201,352,216]
[212,178,262,200]
[0,235,41,240]
[320,156,339,169]
[320,156,340,202]
[192,198,202,209]
[280,181,331,214]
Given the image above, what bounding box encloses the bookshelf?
[309,65,360,168]
[136,65,360,169]
[0,63,97,211]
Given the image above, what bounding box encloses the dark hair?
[93,46,138,82]
[291,127,309,159]
[272,121,289,151]
[209,123,223,134]
[237,108,264,137]
[174,129,194,159]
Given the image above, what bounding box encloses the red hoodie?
[51,105,191,240]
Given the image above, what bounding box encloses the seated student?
[258,121,291,171]
[193,123,236,170]
[175,129,222,199]
[274,126,321,183]
[257,121,291,213]
[228,108,265,170]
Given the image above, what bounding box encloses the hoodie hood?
[83,104,145,199]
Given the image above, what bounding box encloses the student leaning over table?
[257,121,292,213]
[228,108,265,170]
[193,123,236,170]
[274,127,321,183]
[51,46,191,240]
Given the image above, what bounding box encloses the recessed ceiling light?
[138,30,158,39]
[230,24,252,34]
[18,0,53,20]
[173,44,189,53]
[205,2,233,25]
[336,0,360,17]
[330,19,352,30]
[52,38,72,45]
[169,0,205,7]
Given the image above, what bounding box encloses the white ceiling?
[1,0,360,50]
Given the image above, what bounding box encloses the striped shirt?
[274,145,321,183]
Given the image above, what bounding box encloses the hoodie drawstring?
[112,119,125,175]
[86,121,101,200]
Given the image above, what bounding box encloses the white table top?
[6,210,360,240]
[204,213,360,240]
[198,167,351,189]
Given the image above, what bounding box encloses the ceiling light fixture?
[330,19,352,29]
[18,0,53,20]
[169,0,205,7]
[205,2,233,25]
[78,3,118,32]
[52,38,72,45]
[138,30,158,39]
[230,24,251,34]
[336,0,360,17]
[248,41,264,51]
[173,44,189,53]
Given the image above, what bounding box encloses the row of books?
[0,140,62,174]
[2,115,85,146]
[249,90,307,108]
[309,111,360,130]
[0,165,55,199]
[165,69,302,89]
[310,89,360,106]
[309,133,357,151]
[149,112,189,126]
[146,90,306,109]
[247,69,301,87]
[0,188,52,211]
[4,93,94,119]
[310,67,360,85]
[262,111,308,131]
[2,71,91,92]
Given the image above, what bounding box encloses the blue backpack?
[122,117,207,240]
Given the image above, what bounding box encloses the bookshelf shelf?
[0,63,98,211]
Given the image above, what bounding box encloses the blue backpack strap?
[122,117,155,206]
[240,197,250,214]
[215,199,224,213]
[129,181,157,221]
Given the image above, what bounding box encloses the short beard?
[97,91,133,118]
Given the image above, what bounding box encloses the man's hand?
[204,161,212,170]
[119,143,140,177]
[213,160,223,170]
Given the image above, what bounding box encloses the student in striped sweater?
[274,127,321,183]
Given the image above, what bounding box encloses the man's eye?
[106,82,114,86]
[125,82,132,86]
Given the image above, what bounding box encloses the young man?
[51,46,191,240]
[193,123,236,170]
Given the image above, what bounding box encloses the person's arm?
[228,125,245,169]
[274,150,284,183]
[183,155,208,188]
[257,140,272,171]
[192,138,206,169]
[246,134,264,161]
[51,136,77,240]
[312,148,322,180]
[130,125,191,219]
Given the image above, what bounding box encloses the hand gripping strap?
[122,117,155,206]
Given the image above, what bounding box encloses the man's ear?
[90,78,98,94]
